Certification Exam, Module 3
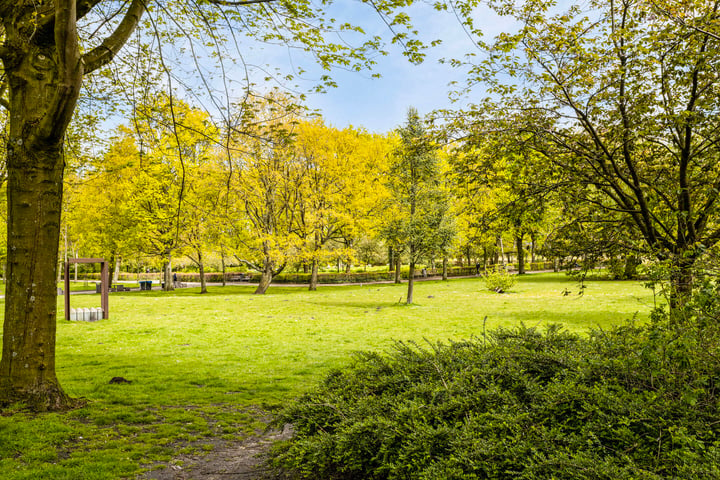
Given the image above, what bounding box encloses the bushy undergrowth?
[483,266,517,292]
[271,319,720,479]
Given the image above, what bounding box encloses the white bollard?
[82,307,90,322]
[89,308,97,322]
[96,307,103,320]
[70,308,77,321]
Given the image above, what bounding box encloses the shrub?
[270,321,720,479]
[483,265,516,292]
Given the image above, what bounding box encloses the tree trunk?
[113,256,121,284]
[0,144,72,410]
[442,257,448,281]
[345,239,353,273]
[669,254,695,310]
[221,253,227,287]
[0,33,84,409]
[623,255,640,279]
[407,261,415,304]
[309,259,319,291]
[530,233,537,265]
[198,250,207,294]
[394,256,402,284]
[163,258,174,291]
[498,237,506,266]
[516,234,526,275]
[255,261,273,295]
[389,246,395,271]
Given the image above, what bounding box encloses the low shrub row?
[75,262,556,285]
[270,318,720,479]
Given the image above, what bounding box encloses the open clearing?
[0,274,656,479]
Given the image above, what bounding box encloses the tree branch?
[81,0,147,74]
[207,0,275,5]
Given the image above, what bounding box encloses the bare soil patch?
[142,424,294,480]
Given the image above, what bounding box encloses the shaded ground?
[142,424,294,480]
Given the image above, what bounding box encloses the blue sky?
[240,1,518,133]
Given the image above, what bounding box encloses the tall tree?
[293,120,392,290]
[383,108,455,304]
[449,0,720,306]
[226,93,305,294]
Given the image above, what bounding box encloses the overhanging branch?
[207,0,275,5]
[81,0,147,74]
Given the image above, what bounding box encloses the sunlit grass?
[0,273,657,479]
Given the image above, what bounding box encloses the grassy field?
[0,274,657,479]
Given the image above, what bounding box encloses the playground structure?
[64,258,109,321]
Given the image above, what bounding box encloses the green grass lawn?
[0,273,658,479]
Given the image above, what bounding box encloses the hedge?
[270,318,720,479]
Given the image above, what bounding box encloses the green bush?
[270,321,720,479]
[483,265,516,292]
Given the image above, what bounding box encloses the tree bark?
[255,261,273,295]
[394,256,402,284]
[198,250,207,294]
[0,144,72,410]
[113,256,121,284]
[442,257,448,280]
[407,261,415,304]
[0,18,84,409]
[530,233,537,265]
[388,246,395,272]
[309,259,319,291]
[669,254,695,310]
[515,234,526,275]
[163,257,174,291]
[623,255,639,280]
[498,237,506,266]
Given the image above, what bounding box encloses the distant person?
[173,272,178,287]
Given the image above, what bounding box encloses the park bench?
[229,274,251,282]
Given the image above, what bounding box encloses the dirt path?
[142,425,294,480]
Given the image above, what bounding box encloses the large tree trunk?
[406,261,415,304]
[442,257,448,281]
[0,26,84,409]
[388,246,395,272]
[394,256,402,284]
[0,144,71,410]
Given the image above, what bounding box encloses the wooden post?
[101,261,109,319]
[63,258,109,320]
[64,262,70,321]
